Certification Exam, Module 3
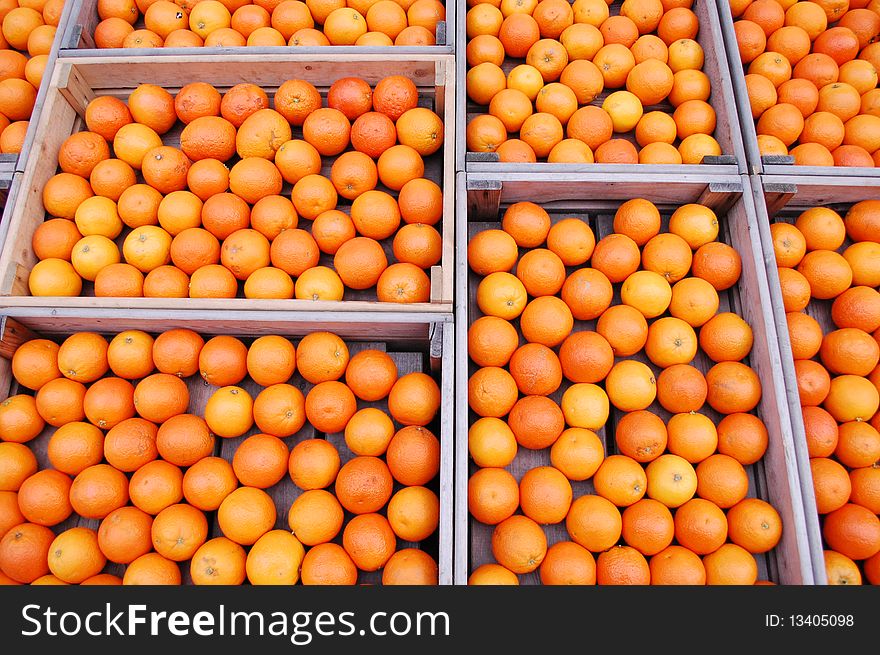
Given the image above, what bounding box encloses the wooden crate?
[0,313,454,585]
[453,172,820,585]
[0,54,455,314]
[753,174,880,585]
[58,0,455,55]
[716,0,879,177]
[457,0,747,175]
[3,0,78,176]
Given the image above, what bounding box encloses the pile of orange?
[769,201,880,585]
[28,74,445,303]
[0,329,443,585]
[465,0,723,164]
[466,198,784,585]
[0,0,64,155]
[91,0,444,48]
[733,0,880,166]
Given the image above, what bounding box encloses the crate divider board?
[459,0,747,176]
[0,313,454,585]
[453,172,818,585]
[0,54,455,314]
[752,174,880,586]
[58,0,455,55]
[715,0,879,178]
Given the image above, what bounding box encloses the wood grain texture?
[0,56,455,310]
[1,308,449,342]
[456,178,814,584]
[0,326,452,585]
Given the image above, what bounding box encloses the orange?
[32,218,82,262]
[518,465,572,525]
[491,514,547,574]
[824,549,862,585]
[645,453,697,508]
[558,330,613,385]
[286,439,340,493]
[777,78,819,119]
[669,277,719,329]
[605,359,657,412]
[614,410,666,464]
[335,456,393,514]
[0,491,25,539]
[340,513,395,573]
[94,17,135,47]
[642,234,693,286]
[150,503,208,562]
[509,343,562,396]
[550,427,604,481]
[621,270,672,318]
[703,543,758,585]
[232,433,289,489]
[820,328,879,376]
[656,363,707,414]
[386,485,439,542]
[621,498,674,557]
[287,489,343,546]
[97,506,153,565]
[0,522,53,583]
[0,394,44,443]
[246,530,305,586]
[823,503,880,560]
[506,394,565,450]
[381,548,437,585]
[769,222,807,269]
[849,466,880,514]
[189,537,246,585]
[47,527,106,584]
[344,407,394,457]
[843,243,880,288]
[0,442,38,492]
[540,541,596,585]
[305,380,357,433]
[567,105,613,149]
[726,497,783,554]
[386,425,440,486]
[589,234,640,284]
[520,295,574,347]
[11,339,60,392]
[794,359,831,406]
[469,417,518,469]
[565,494,622,553]
[649,545,706,585]
[596,545,650,585]
[597,304,649,356]
[824,374,879,423]
[699,312,754,363]
[745,73,778,119]
[835,421,880,469]
[84,377,136,431]
[812,456,853,514]
[593,454,648,507]
[832,286,880,332]
[468,229,519,277]
[666,411,717,464]
[69,463,129,519]
[797,249,853,299]
[217,486,276,546]
[674,497,728,555]
[16,469,72,527]
[802,406,839,459]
